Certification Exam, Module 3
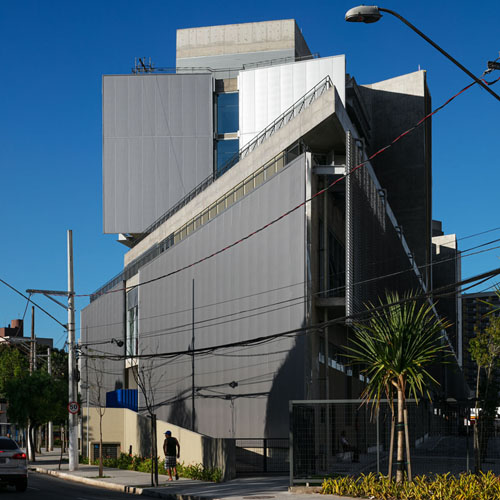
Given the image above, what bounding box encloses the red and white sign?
[67,401,80,414]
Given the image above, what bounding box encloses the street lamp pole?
[345,5,500,102]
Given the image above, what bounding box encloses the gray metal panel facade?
[80,284,125,401]
[138,155,307,438]
[103,74,214,234]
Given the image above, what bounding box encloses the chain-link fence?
[290,399,500,484]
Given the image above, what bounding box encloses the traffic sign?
[68,401,80,414]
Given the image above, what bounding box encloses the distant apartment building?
[462,292,500,394]
[0,318,53,349]
[81,19,466,440]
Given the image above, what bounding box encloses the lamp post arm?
[379,7,500,102]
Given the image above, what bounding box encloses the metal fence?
[290,399,500,484]
[236,438,289,475]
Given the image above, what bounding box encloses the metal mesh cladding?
[345,133,422,319]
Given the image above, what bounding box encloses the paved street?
[0,472,137,499]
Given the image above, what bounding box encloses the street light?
[345,5,500,102]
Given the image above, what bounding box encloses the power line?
[80,266,500,362]
[0,278,67,329]
[78,77,481,301]
[80,240,500,347]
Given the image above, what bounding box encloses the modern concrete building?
[81,19,465,447]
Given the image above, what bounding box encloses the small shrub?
[176,461,223,482]
[116,452,134,470]
[136,457,153,473]
[80,452,223,483]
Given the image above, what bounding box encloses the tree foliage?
[347,291,450,482]
[349,291,450,405]
[4,370,68,428]
[0,346,29,395]
[469,313,500,472]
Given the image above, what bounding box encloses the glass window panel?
[217,93,239,134]
[217,197,226,213]
[209,203,217,219]
[244,178,253,195]
[226,192,234,209]
[254,169,264,187]
[234,183,244,201]
[217,139,239,173]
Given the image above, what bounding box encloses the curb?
[32,467,208,500]
[33,467,145,495]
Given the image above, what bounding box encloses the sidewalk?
[29,450,350,500]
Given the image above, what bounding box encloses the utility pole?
[27,306,35,461]
[47,347,53,452]
[67,230,78,471]
[25,229,79,469]
[30,307,36,373]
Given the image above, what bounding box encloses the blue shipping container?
[106,389,138,412]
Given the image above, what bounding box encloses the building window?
[126,288,138,357]
[216,92,239,175]
[127,306,138,356]
[217,139,239,174]
[217,93,239,134]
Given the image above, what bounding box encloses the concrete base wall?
[81,407,235,480]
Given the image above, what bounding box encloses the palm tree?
[347,291,450,482]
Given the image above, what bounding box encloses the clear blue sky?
[1,0,498,348]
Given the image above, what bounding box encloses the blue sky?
[1,0,499,348]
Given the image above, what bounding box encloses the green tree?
[347,291,449,482]
[5,370,68,461]
[0,346,29,395]
[469,314,500,472]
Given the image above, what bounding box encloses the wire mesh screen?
[290,400,500,484]
[345,133,422,319]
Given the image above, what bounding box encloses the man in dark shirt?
[163,430,180,480]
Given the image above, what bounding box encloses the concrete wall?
[103,73,213,234]
[83,407,235,480]
[176,20,312,79]
[176,19,310,60]
[360,70,432,286]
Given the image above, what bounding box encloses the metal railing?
[135,75,333,244]
[218,76,333,177]
[91,142,304,301]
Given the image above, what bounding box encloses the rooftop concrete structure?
[176,19,311,60]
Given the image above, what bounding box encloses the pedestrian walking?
[163,430,180,481]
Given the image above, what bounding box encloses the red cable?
[80,78,486,298]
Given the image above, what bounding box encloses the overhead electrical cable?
[77,77,488,300]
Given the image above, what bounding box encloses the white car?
[0,437,27,492]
